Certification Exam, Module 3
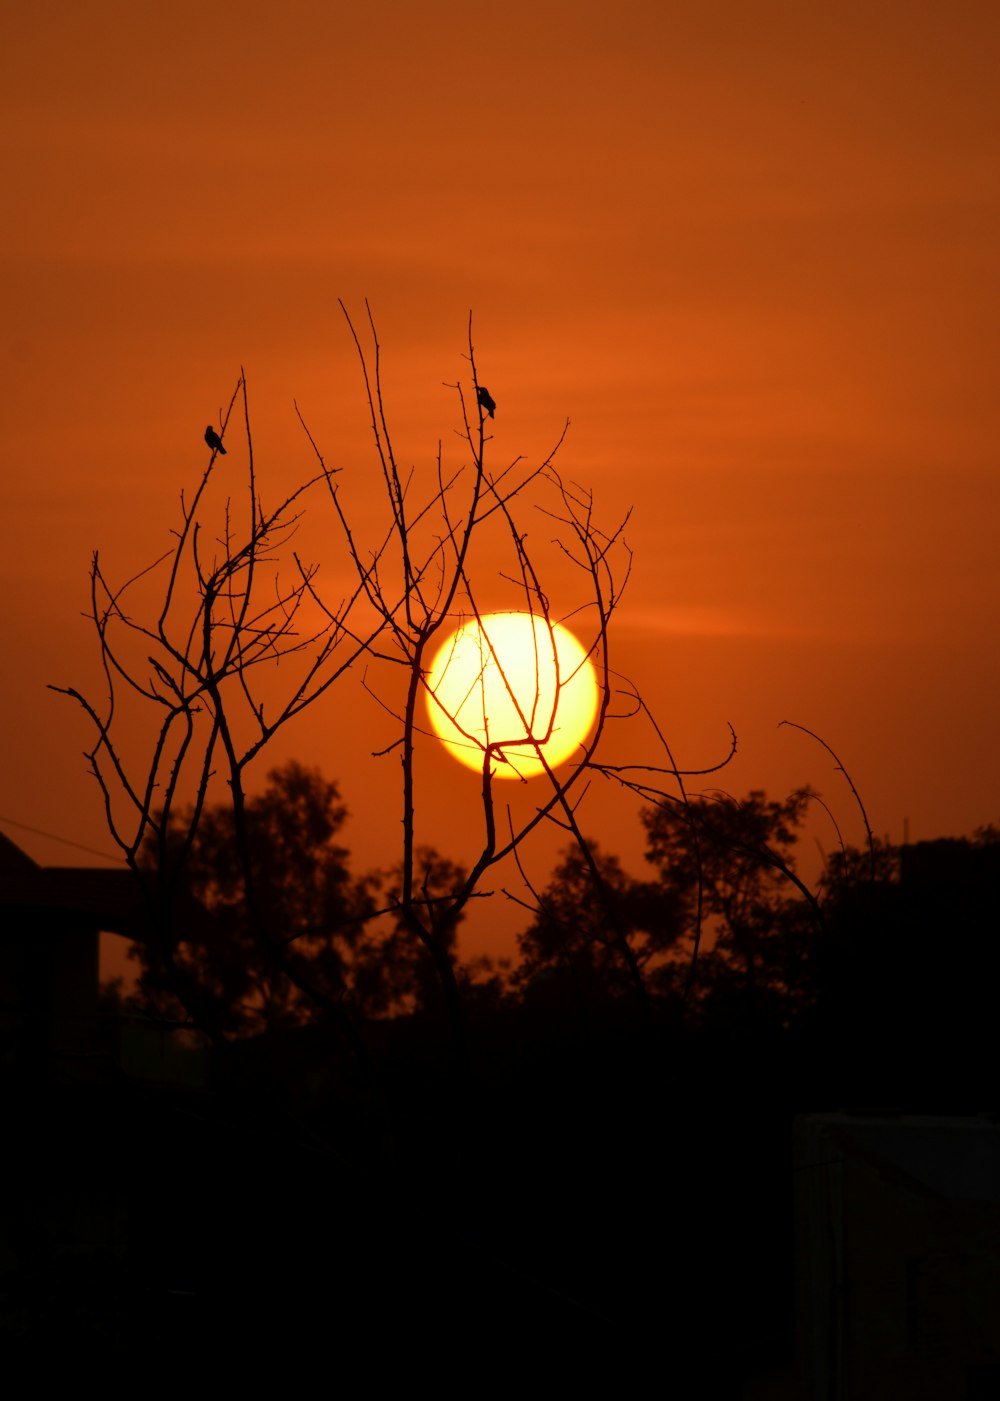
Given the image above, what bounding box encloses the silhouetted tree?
[972,821,1000,847]
[511,788,826,1029]
[515,841,684,1018]
[133,762,365,1034]
[53,307,633,1069]
[641,788,821,1022]
[351,846,467,1019]
[130,761,469,1034]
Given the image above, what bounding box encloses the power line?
[0,815,123,864]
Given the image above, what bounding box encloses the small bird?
[477,386,496,419]
[204,425,227,455]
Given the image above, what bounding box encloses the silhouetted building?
[0,831,206,1088]
[794,1112,1000,1400]
[811,836,1000,1108]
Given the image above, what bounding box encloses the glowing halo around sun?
[424,612,599,779]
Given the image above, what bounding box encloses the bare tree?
[53,307,634,1071]
[307,304,635,1065]
[53,373,391,1051]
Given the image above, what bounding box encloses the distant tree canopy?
[515,789,825,1027]
[515,841,684,1015]
[641,787,823,1021]
[119,753,1000,1102]
[132,761,464,1035]
[351,845,467,1020]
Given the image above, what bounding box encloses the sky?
[2,1,998,965]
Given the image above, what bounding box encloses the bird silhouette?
[204,425,227,455]
[477,386,496,419]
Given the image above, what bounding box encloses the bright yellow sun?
[425,612,599,779]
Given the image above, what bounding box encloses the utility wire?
[0,815,123,863]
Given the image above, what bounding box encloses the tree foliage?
[641,787,819,1009]
[351,846,466,1019]
[132,761,463,1035]
[513,788,827,1027]
[515,841,683,1013]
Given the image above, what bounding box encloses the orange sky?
[2,1,998,962]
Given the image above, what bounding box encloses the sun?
[424,612,599,779]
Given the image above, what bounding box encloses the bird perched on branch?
[204,425,227,455]
[477,386,496,419]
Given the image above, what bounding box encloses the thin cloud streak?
[617,606,814,642]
